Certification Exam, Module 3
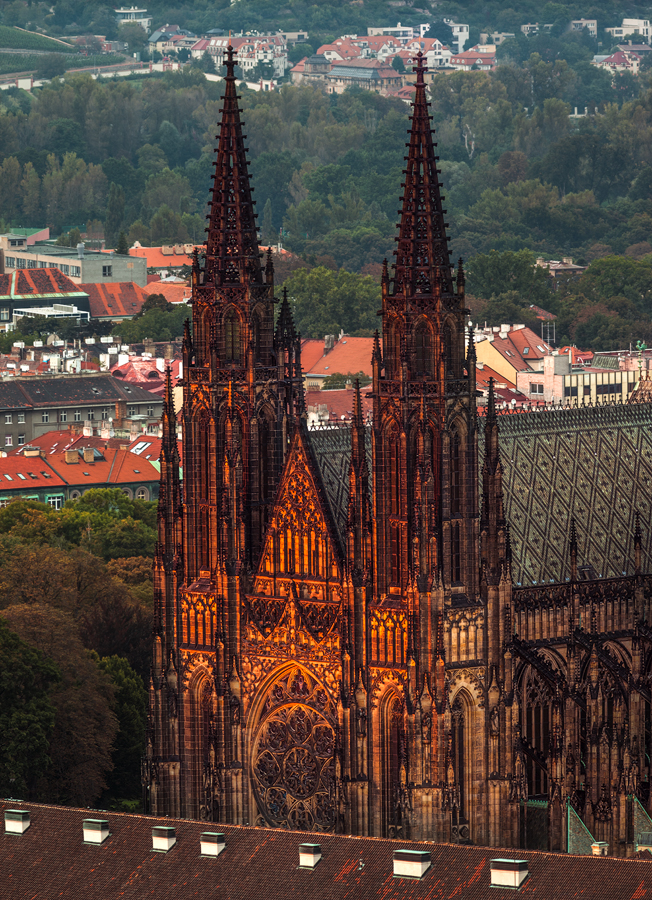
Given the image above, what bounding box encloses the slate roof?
[1,799,651,900]
[478,402,652,585]
[308,401,652,585]
[0,375,162,411]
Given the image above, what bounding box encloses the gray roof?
[0,374,162,411]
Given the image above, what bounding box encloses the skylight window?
[17,473,26,480]
[4,474,12,480]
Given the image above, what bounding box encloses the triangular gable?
[256,425,343,580]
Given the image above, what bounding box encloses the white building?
[115,6,152,33]
[570,19,598,38]
[443,20,469,53]
[606,18,651,44]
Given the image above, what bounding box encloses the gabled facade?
[148,50,652,855]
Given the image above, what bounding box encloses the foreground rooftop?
[1,800,651,900]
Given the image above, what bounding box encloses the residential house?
[443,19,469,52]
[449,44,496,71]
[0,269,90,332]
[571,19,598,38]
[301,335,376,390]
[535,256,587,288]
[110,355,182,399]
[306,383,373,428]
[593,50,642,75]
[0,373,163,449]
[472,323,553,385]
[325,58,403,94]
[115,6,152,32]
[606,18,651,44]
[142,281,191,304]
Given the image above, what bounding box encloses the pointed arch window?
[443,324,453,377]
[451,697,466,816]
[224,310,241,363]
[450,429,461,515]
[387,319,401,379]
[414,321,433,376]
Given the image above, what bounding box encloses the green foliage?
[0,617,59,799]
[35,53,67,79]
[321,370,372,389]
[466,249,552,304]
[283,266,381,338]
[119,303,189,343]
[0,25,73,51]
[98,655,147,801]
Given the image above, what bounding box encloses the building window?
[102,408,109,420]
[88,410,94,420]
[74,410,81,421]
[41,411,49,423]
[103,265,113,277]
[0,309,8,321]
[26,259,36,269]
[16,258,26,268]
[128,406,136,416]
[4,435,12,447]
[136,487,149,501]
[60,264,69,275]
[39,261,49,268]
[71,266,81,277]
[18,413,25,424]
[60,411,67,422]
[564,385,579,397]
[147,406,153,417]
[4,414,11,424]
[70,490,81,500]
[5,257,15,268]
[530,383,543,395]
[47,496,64,510]
[18,434,25,445]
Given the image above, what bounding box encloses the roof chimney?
[4,810,30,834]
[591,842,608,856]
[152,826,176,852]
[77,242,85,259]
[490,859,529,889]
[393,849,431,879]
[83,447,94,464]
[299,843,322,869]
[201,832,226,857]
[83,819,109,845]
[65,449,79,464]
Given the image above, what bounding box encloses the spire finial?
[487,377,496,422]
[353,378,363,427]
[414,50,427,86]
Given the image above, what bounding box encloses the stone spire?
[159,365,180,516]
[391,51,452,298]
[204,45,262,286]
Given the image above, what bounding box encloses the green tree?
[105,182,125,248]
[35,54,67,80]
[321,370,372,389]
[0,604,118,806]
[283,266,381,337]
[0,617,59,800]
[98,655,147,801]
[466,249,553,305]
[116,230,129,255]
[391,55,405,73]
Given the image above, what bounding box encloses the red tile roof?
[0,455,66,489]
[110,357,182,397]
[43,445,160,488]
[129,245,196,269]
[11,430,126,456]
[304,336,376,378]
[129,434,182,461]
[142,282,192,304]
[81,282,149,319]
[0,267,87,300]
[1,799,652,900]
[306,384,373,421]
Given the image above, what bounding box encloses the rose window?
[252,703,336,832]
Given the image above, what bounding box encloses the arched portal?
[250,666,337,832]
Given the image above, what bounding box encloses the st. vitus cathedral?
[145,48,652,855]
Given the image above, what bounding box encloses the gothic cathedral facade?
[146,49,652,854]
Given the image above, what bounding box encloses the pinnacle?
[390,50,452,299]
[204,46,262,287]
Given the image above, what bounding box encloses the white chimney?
[156,357,165,371]
[201,832,226,857]
[83,819,109,844]
[490,859,529,889]
[4,810,30,834]
[299,843,322,869]
[152,826,176,852]
[393,849,431,879]
[591,842,608,856]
